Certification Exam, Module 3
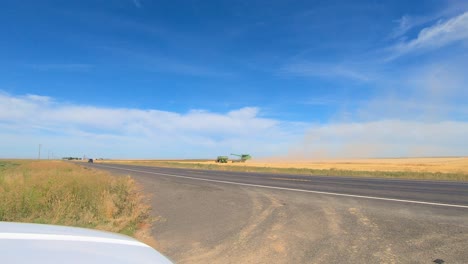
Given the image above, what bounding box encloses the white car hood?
[0,222,173,264]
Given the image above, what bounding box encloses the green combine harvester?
[230,154,252,163]
[216,156,229,163]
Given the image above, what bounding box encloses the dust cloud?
[285,59,468,159]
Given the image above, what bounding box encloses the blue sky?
[1,0,467,159]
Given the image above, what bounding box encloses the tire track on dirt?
[178,189,288,263]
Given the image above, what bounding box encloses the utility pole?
[38,144,42,160]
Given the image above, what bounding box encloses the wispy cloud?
[350,54,468,123]
[390,14,434,39]
[150,59,234,77]
[301,97,338,106]
[25,63,94,71]
[100,46,233,78]
[388,11,468,60]
[389,1,468,39]
[132,0,142,8]
[280,62,371,81]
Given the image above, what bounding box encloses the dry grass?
[99,157,468,181]
[0,160,152,238]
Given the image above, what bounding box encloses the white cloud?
[0,93,302,158]
[1,92,466,159]
[389,12,468,59]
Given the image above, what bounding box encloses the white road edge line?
[0,233,151,247]
[97,164,468,209]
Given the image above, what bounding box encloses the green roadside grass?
[115,161,468,181]
[0,160,152,238]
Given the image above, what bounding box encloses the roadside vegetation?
[103,160,468,181]
[0,160,152,238]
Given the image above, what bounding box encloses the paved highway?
[83,163,468,263]
[88,163,468,208]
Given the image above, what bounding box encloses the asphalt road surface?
[83,163,468,263]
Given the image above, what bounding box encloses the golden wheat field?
[102,157,468,174]
[196,157,468,174]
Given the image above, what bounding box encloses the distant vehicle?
[230,154,252,163]
[216,156,229,163]
[88,159,93,163]
[0,222,173,264]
